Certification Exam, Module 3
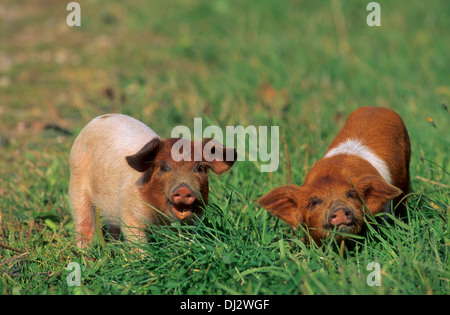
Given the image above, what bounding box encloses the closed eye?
[308,197,322,211]
[346,190,359,200]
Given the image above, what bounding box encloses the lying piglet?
[69,114,236,248]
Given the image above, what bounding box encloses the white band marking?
[324,139,392,184]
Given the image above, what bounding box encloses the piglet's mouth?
[168,201,196,220]
[332,223,355,233]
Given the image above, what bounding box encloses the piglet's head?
[256,175,401,244]
[126,138,236,224]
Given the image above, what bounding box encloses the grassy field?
[0,0,449,295]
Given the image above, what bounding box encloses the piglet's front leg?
[120,216,148,246]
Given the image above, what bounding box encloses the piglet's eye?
[308,197,322,211]
[193,163,206,173]
[159,164,170,172]
[346,190,359,199]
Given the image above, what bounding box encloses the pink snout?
[328,207,355,226]
[170,186,196,206]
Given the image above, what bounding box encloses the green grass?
[0,0,449,295]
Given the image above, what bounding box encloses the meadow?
[0,0,449,295]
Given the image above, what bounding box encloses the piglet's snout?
[328,206,355,226]
[170,186,196,206]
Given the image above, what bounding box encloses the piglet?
[69,114,236,248]
[257,107,410,245]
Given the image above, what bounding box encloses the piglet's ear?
[256,185,303,228]
[126,138,163,172]
[356,176,402,215]
[202,138,237,175]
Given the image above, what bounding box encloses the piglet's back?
[69,114,159,219]
[72,114,158,155]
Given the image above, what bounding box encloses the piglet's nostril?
[170,186,196,206]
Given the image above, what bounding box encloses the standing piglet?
[69,114,236,248]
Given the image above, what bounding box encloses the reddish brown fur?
[130,138,234,226]
[257,107,411,245]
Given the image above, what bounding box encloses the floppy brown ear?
[356,176,402,215]
[202,138,237,175]
[256,185,303,227]
[126,138,163,172]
